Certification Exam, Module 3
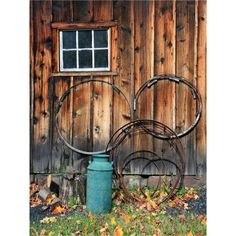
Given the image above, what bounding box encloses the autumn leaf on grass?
[88,212,93,221]
[123,214,131,223]
[187,231,194,236]
[100,223,109,235]
[167,200,175,208]
[200,215,206,225]
[39,229,46,236]
[111,217,117,225]
[52,205,66,215]
[82,225,89,233]
[40,216,56,224]
[146,202,152,211]
[150,200,158,210]
[145,192,151,201]
[114,225,123,236]
[48,231,54,236]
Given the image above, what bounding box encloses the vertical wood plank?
[153,0,176,174]
[113,0,132,172]
[52,77,73,172]
[52,0,73,22]
[196,0,206,175]
[91,0,113,152]
[94,0,113,22]
[32,0,52,173]
[176,0,196,175]
[30,0,34,173]
[72,78,92,165]
[154,0,176,129]
[133,0,155,174]
[51,0,74,172]
[73,0,93,22]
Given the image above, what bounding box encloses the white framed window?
[59,29,110,72]
[60,29,110,71]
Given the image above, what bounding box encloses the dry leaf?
[147,201,152,211]
[183,203,189,210]
[88,212,93,221]
[52,205,66,215]
[201,216,206,225]
[82,225,89,233]
[48,231,54,236]
[150,200,158,210]
[114,225,123,236]
[123,215,131,223]
[39,229,46,236]
[178,214,186,222]
[187,231,194,236]
[111,217,116,225]
[167,200,175,208]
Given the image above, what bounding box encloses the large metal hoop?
[55,79,131,155]
[134,74,202,138]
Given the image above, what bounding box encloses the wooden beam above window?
[51,21,118,30]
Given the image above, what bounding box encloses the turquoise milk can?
[86,154,113,213]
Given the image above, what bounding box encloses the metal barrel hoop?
[55,79,131,155]
[106,119,185,173]
[106,119,185,201]
[119,156,182,204]
[134,74,202,139]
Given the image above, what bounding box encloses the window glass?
[78,30,92,48]
[63,31,76,49]
[94,30,108,48]
[63,51,77,68]
[79,50,92,68]
[60,29,109,71]
[95,49,108,68]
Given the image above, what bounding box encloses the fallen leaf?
[167,200,175,208]
[111,216,116,225]
[123,214,131,223]
[76,219,81,225]
[48,231,54,236]
[187,231,194,236]
[183,203,189,210]
[145,192,151,201]
[88,212,93,221]
[114,225,123,236]
[39,229,46,236]
[146,202,152,211]
[178,214,186,222]
[201,216,206,225]
[52,205,66,214]
[150,200,158,210]
[82,225,89,233]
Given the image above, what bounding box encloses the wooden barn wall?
[30,0,206,176]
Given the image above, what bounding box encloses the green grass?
[30,201,206,236]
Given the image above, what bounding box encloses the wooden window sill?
[51,71,118,77]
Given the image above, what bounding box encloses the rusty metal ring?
[55,79,131,155]
[120,156,182,204]
[106,120,185,173]
[134,74,202,138]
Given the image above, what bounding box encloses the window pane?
[94,30,108,48]
[95,50,108,68]
[78,30,92,48]
[62,31,76,49]
[79,50,92,68]
[63,50,77,69]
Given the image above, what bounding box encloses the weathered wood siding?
[30,0,206,175]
